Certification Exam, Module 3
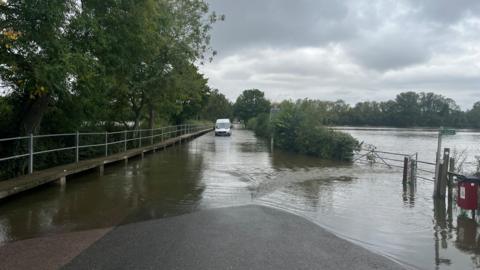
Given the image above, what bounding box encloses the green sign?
[440,128,456,136]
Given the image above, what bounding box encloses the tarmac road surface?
[62,205,406,270]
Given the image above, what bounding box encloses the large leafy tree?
[393,92,421,127]
[233,89,271,123]
[0,0,80,135]
[73,0,219,129]
[201,89,233,122]
[167,62,210,124]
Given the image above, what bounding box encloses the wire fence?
[353,146,480,186]
[353,145,416,169]
[0,124,212,180]
[353,144,438,183]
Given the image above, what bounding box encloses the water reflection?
[433,198,451,268]
[456,216,478,252]
[402,181,416,207]
[0,145,206,243]
[458,215,480,268]
[119,146,206,224]
[431,196,480,269]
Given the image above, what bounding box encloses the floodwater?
[338,126,480,168]
[0,128,480,270]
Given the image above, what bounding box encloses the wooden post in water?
[435,148,450,198]
[447,157,455,202]
[403,157,409,185]
[435,163,444,198]
[442,149,450,197]
[410,158,417,186]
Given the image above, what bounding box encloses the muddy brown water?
[0,128,479,270]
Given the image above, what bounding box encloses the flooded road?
[1,128,480,270]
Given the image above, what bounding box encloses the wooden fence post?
[442,149,450,197]
[410,158,417,185]
[435,148,450,198]
[403,157,409,185]
[448,157,455,201]
[437,162,444,198]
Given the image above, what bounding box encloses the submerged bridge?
[0,124,212,200]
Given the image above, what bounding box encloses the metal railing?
[0,124,212,176]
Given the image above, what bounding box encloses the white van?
[215,119,232,136]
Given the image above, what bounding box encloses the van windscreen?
[216,123,230,129]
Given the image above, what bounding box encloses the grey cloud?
[346,26,432,71]
[203,0,480,109]
[208,0,351,54]
[411,0,480,24]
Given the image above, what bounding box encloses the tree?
[73,0,218,129]
[417,92,463,127]
[167,63,210,124]
[467,102,480,128]
[233,89,271,123]
[0,0,224,135]
[393,92,420,127]
[328,100,351,125]
[201,89,233,122]
[348,101,383,126]
[0,0,81,135]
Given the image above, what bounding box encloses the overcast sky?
[200,0,480,109]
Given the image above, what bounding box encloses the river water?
[0,128,479,270]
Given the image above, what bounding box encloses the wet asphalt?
[63,205,406,270]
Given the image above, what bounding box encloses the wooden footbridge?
[0,125,212,200]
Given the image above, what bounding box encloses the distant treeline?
[293,92,479,128]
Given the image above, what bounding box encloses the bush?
[246,117,257,130]
[269,100,359,161]
[247,113,271,138]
